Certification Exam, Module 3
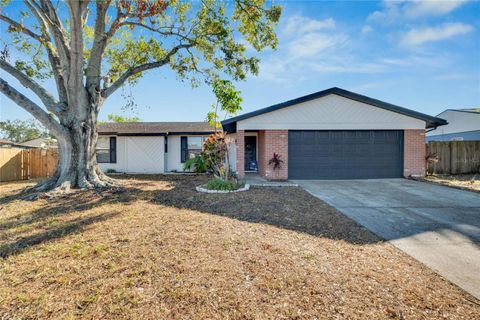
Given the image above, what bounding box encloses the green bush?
[105,168,117,174]
[183,155,207,173]
[205,178,244,191]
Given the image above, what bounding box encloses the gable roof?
[20,137,58,148]
[440,109,480,115]
[222,87,447,132]
[98,122,215,136]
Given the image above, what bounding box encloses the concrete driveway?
[294,179,480,299]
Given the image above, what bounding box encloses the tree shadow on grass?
[0,211,120,258]
[113,175,382,245]
[0,174,381,259]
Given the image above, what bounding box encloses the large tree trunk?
[35,111,117,192]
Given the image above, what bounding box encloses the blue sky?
[1,0,479,122]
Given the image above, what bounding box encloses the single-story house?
[0,138,33,149]
[222,87,447,180]
[97,122,215,173]
[426,109,480,142]
[20,137,58,149]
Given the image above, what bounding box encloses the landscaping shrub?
[205,178,244,191]
[183,155,207,173]
[203,132,237,182]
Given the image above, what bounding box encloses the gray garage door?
[288,130,403,179]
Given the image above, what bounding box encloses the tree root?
[21,172,122,201]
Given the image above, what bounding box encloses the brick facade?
[257,131,266,177]
[262,130,288,181]
[403,129,426,177]
[236,128,425,180]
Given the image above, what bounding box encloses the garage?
[288,130,403,179]
[221,87,447,181]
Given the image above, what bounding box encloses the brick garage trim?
[261,130,288,181]
[404,129,426,177]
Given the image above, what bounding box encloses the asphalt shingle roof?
[98,122,215,135]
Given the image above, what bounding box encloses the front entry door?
[244,136,257,171]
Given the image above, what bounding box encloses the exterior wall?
[166,135,182,171]
[426,130,480,142]
[99,136,165,173]
[124,136,165,173]
[226,133,237,172]
[404,129,426,177]
[238,94,426,130]
[236,130,245,178]
[261,130,288,181]
[98,136,127,173]
[427,110,479,137]
[257,131,266,177]
[166,135,211,172]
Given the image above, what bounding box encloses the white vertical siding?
[237,94,426,130]
[99,136,164,173]
[166,135,183,172]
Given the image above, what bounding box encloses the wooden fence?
[427,141,480,175]
[0,148,58,182]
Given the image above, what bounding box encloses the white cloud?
[288,32,349,58]
[283,15,335,36]
[400,22,474,46]
[361,25,373,35]
[405,0,468,18]
[368,0,468,23]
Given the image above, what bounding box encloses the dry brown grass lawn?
[423,173,480,193]
[0,175,478,319]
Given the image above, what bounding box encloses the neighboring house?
[97,122,215,173]
[20,137,58,149]
[221,87,447,180]
[0,138,30,148]
[0,138,17,148]
[426,109,480,142]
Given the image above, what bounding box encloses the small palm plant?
[268,153,284,171]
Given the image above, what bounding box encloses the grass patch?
[423,173,480,193]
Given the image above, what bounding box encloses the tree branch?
[0,14,44,42]
[0,77,63,136]
[0,59,64,114]
[36,0,71,57]
[103,43,193,98]
[25,0,71,71]
[21,0,68,103]
[85,1,112,94]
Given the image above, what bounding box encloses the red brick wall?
[257,131,266,177]
[262,130,288,180]
[236,130,245,178]
[404,129,426,177]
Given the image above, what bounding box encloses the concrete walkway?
[245,174,298,187]
[294,179,480,299]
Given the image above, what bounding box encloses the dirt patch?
[421,173,480,193]
[0,175,478,319]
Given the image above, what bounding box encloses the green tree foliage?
[104,114,141,123]
[207,79,243,130]
[0,0,281,189]
[0,119,50,143]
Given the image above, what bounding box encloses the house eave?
[221,87,448,132]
